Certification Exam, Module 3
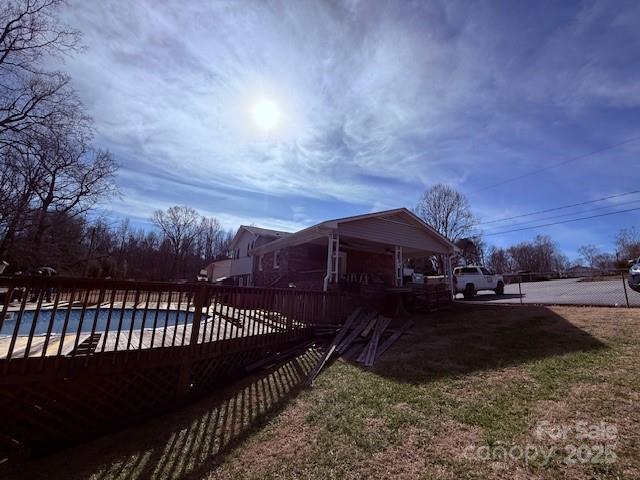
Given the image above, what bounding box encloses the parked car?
[453,266,505,299]
[629,258,640,293]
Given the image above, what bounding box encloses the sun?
[251,98,281,131]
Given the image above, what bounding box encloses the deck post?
[189,284,208,346]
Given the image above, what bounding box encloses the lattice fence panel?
[188,350,263,396]
[0,363,181,460]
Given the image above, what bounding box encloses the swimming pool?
[0,308,200,337]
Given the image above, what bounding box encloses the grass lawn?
[11,304,640,479]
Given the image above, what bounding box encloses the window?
[258,255,263,271]
[480,267,492,275]
[460,267,479,274]
[273,250,280,269]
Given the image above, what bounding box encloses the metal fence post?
[621,272,631,308]
[518,277,523,305]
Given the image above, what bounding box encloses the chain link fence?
[456,269,640,307]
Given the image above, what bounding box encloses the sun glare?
[251,98,281,131]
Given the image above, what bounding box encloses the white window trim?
[273,250,280,269]
[258,255,263,271]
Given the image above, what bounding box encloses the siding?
[229,229,254,277]
[337,217,450,253]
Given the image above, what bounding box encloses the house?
[250,208,457,293]
[224,225,291,285]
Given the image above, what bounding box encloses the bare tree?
[198,216,223,262]
[30,135,118,246]
[415,184,476,241]
[615,227,640,262]
[486,246,515,273]
[578,244,600,268]
[0,0,81,148]
[0,147,43,255]
[0,115,117,258]
[0,1,120,266]
[151,205,205,278]
[454,236,485,265]
[506,235,565,273]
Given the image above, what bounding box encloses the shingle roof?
[242,225,292,238]
[228,225,293,250]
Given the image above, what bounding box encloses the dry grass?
[9,304,640,479]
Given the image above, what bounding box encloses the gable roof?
[228,225,292,250]
[251,208,457,255]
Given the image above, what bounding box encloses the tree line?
[0,1,116,269]
[82,208,233,280]
[0,1,234,280]
[0,203,234,280]
[415,184,640,274]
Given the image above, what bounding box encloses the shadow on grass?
[9,349,321,480]
[364,303,606,383]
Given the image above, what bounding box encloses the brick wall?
[253,244,326,289]
[253,243,395,290]
[346,249,394,285]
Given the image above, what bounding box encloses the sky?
[58,0,640,260]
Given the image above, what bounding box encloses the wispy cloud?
[61,0,640,255]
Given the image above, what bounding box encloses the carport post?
[621,273,630,308]
[446,255,454,299]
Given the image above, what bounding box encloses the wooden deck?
[0,303,305,358]
[0,277,359,464]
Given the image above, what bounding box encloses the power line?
[477,189,640,226]
[482,206,640,237]
[471,136,640,193]
[482,198,640,231]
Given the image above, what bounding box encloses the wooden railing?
[0,277,360,463]
[0,276,357,361]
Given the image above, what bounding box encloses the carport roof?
[251,207,458,255]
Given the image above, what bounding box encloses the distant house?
[221,225,291,286]
[250,208,457,292]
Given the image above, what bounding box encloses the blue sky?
[59,0,640,260]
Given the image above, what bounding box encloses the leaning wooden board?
[304,307,362,386]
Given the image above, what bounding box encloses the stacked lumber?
[305,308,413,386]
[410,283,452,312]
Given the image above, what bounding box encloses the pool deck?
[0,302,303,358]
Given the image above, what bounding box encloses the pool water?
[0,308,199,337]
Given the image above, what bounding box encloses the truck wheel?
[463,283,476,299]
[494,281,504,295]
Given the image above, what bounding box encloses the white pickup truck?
[453,266,505,299]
